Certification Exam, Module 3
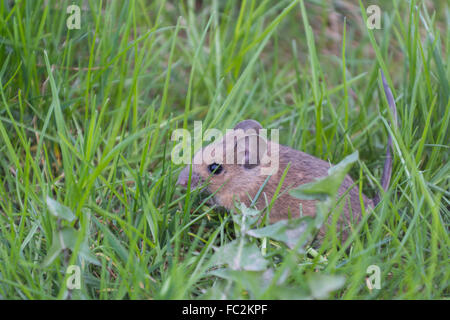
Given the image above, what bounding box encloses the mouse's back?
[256,143,373,239]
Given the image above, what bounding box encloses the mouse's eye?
[208,163,223,175]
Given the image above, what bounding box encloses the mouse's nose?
[176,166,199,188]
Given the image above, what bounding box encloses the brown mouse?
[177,72,397,241]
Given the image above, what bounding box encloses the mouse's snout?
[176,166,200,188]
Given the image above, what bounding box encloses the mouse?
[177,72,397,241]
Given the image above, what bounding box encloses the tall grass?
[0,0,448,299]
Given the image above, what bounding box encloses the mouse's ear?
[233,119,262,133]
[223,120,266,168]
[234,133,267,169]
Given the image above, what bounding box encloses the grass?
[0,0,448,299]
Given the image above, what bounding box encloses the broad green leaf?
[307,273,346,299]
[247,217,314,252]
[59,227,78,249]
[46,197,76,222]
[240,203,261,217]
[61,227,100,266]
[209,268,311,299]
[266,286,311,300]
[212,239,268,271]
[42,228,77,267]
[289,151,359,201]
[200,282,229,299]
[79,244,101,266]
[42,227,100,267]
[209,269,271,295]
[232,203,262,233]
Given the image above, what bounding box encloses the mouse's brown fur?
[177,71,397,241]
[177,122,372,240]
